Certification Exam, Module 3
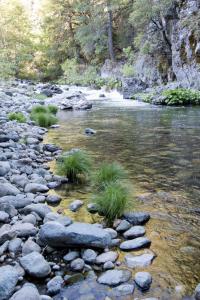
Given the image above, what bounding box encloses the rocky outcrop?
[119,0,200,98]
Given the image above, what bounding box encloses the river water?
[45,87,200,299]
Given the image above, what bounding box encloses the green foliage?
[93,162,127,191]
[93,182,129,225]
[0,0,35,78]
[30,105,58,127]
[31,105,58,115]
[61,59,100,86]
[162,89,200,106]
[31,105,48,114]
[132,93,154,103]
[32,93,47,101]
[8,112,26,123]
[56,150,92,183]
[122,64,135,77]
[47,105,58,115]
[31,112,58,127]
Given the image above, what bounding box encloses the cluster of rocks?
[0,81,199,300]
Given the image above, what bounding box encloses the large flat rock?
[38,221,112,249]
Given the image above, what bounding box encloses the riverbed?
[44,87,200,299]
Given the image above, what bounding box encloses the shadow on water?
[44,96,200,299]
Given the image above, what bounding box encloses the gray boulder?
[0,224,16,245]
[47,276,64,296]
[116,220,131,232]
[120,237,151,251]
[0,265,19,300]
[24,183,49,193]
[0,211,9,223]
[20,251,51,278]
[123,212,150,225]
[195,283,200,300]
[38,221,112,249]
[10,283,40,300]
[0,162,10,176]
[96,251,118,264]
[12,223,38,238]
[8,238,22,254]
[0,183,20,197]
[82,249,97,264]
[46,195,61,205]
[44,212,72,226]
[63,251,79,262]
[97,269,131,286]
[123,226,146,239]
[134,271,152,290]
[22,238,41,255]
[70,258,85,271]
[22,204,52,218]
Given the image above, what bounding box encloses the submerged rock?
[69,200,83,212]
[97,269,132,286]
[120,237,151,251]
[134,272,152,290]
[125,252,155,268]
[123,212,150,225]
[123,226,145,239]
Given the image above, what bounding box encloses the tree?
[0,0,34,78]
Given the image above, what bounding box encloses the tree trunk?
[107,1,115,61]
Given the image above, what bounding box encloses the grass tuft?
[56,150,92,183]
[8,112,26,123]
[93,162,127,190]
[93,182,130,225]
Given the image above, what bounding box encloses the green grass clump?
[31,105,48,114]
[93,182,129,225]
[30,105,58,128]
[32,93,47,100]
[47,104,58,115]
[8,112,26,123]
[93,162,127,190]
[56,150,92,183]
[31,112,58,127]
[162,88,200,105]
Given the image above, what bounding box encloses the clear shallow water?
[45,91,200,299]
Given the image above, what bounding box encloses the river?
[44,87,200,299]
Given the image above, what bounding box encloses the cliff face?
[134,0,200,89]
[171,0,200,88]
[101,0,200,98]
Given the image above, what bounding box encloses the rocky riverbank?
[0,80,199,300]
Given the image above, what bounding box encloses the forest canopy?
[0,0,198,82]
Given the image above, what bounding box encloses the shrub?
[56,150,92,183]
[8,112,26,123]
[47,105,58,115]
[31,112,58,127]
[31,105,48,114]
[93,182,129,225]
[162,88,200,106]
[122,64,135,77]
[93,162,127,191]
